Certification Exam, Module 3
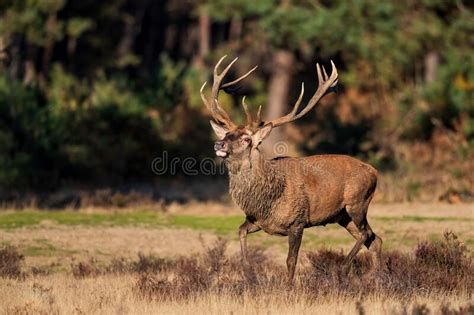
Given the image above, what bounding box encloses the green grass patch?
[0,211,471,255]
[0,211,166,229]
[168,215,244,235]
[24,245,56,257]
[0,211,246,234]
[1,211,469,231]
[23,239,79,257]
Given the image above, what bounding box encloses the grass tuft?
[0,246,24,279]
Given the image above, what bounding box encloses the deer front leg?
[287,224,304,280]
[239,218,261,266]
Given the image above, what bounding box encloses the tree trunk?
[0,36,7,62]
[193,6,210,68]
[199,8,210,58]
[424,51,439,84]
[117,5,146,68]
[8,36,20,80]
[142,2,161,76]
[41,13,58,85]
[229,17,242,41]
[262,49,294,156]
[23,45,37,86]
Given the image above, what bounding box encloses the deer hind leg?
[338,204,369,266]
[340,219,368,266]
[364,223,382,269]
[339,209,382,269]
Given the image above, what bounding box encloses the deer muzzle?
[214,141,228,157]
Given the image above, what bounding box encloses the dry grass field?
[1,274,471,314]
[0,202,473,314]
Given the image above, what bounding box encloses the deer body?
[201,55,382,280]
[229,154,377,236]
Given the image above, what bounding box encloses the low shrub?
[63,233,473,301]
[131,234,473,301]
[71,259,101,279]
[0,246,24,279]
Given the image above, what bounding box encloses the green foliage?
[66,17,93,38]
[209,0,472,147]
[0,66,168,188]
[207,0,272,20]
[152,54,187,110]
[0,0,472,190]
[260,4,319,49]
[0,0,68,55]
[0,76,51,187]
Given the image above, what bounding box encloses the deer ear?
[253,123,273,146]
[210,120,228,140]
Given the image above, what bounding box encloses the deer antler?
[265,61,338,128]
[200,55,258,130]
[241,96,264,130]
[202,57,337,130]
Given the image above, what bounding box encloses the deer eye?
[241,136,251,143]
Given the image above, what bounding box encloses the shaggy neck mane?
[228,151,286,219]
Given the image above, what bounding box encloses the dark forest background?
[0,0,472,203]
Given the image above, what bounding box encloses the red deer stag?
[200,56,382,280]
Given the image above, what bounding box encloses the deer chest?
[229,172,285,220]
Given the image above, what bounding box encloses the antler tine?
[201,81,235,129]
[209,56,240,129]
[262,82,305,128]
[242,96,253,125]
[201,81,219,120]
[316,63,323,85]
[221,65,258,88]
[214,56,237,81]
[200,81,210,107]
[214,55,228,73]
[221,57,238,76]
[201,55,258,130]
[266,60,338,128]
[291,61,338,120]
[256,105,262,123]
[329,60,338,87]
[289,83,305,116]
[322,64,329,80]
[214,99,234,120]
[211,56,237,101]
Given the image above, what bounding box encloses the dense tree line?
[0,0,472,190]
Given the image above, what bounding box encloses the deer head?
[201,55,338,164]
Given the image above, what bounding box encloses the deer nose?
[214,141,227,151]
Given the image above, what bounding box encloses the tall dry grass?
[132,232,472,301]
[1,232,472,314]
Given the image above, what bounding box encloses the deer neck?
[228,149,286,219]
